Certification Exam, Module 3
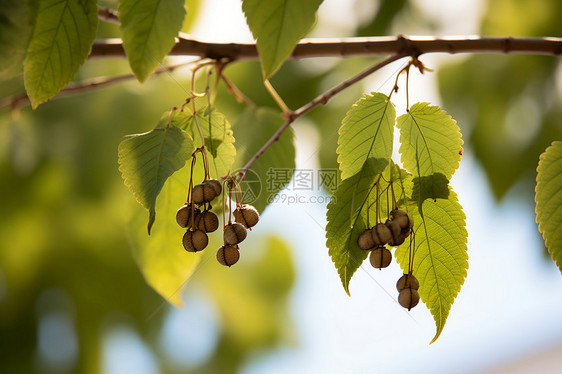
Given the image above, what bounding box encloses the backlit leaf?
[397,102,463,179]
[118,125,194,234]
[119,0,186,82]
[326,158,388,294]
[169,106,236,180]
[0,0,30,79]
[242,0,323,78]
[395,186,468,344]
[23,0,98,108]
[337,92,396,180]
[126,167,201,307]
[535,141,562,271]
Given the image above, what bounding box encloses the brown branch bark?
[90,35,562,60]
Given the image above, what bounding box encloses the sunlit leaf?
[396,186,468,344]
[337,92,396,180]
[233,107,296,213]
[326,158,388,295]
[119,0,186,82]
[169,106,236,180]
[118,125,194,234]
[127,167,201,307]
[242,0,323,78]
[536,141,562,271]
[182,0,202,33]
[397,102,463,179]
[0,0,30,79]
[23,0,98,108]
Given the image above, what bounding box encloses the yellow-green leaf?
[118,125,194,234]
[23,0,98,108]
[326,158,388,294]
[396,186,468,344]
[337,92,396,180]
[169,106,236,180]
[126,167,201,307]
[535,141,562,271]
[397,102,463,179]
[242,0,323,78]
[119,0,186,82]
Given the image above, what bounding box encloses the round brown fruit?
[182,229,209,252]
[372,223,392,246]
[205,179,222,197]
[391,209,413,231]
[357,229,375,250]
[369,247,392,269]
[223,222,247,245]
[386,220,408,246]
[396,273,419,292]
[195,210,219,233]
[217,245,240,267]
[176,203,200,229]
[398,288,420,310]
[233,204,260,228]
[192,182,219,205]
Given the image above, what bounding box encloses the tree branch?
[89,35,562,60]
[0,62,194,110]
[237,53,407,178]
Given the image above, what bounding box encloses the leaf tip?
[147,208,156,235]
[429,330,442,345]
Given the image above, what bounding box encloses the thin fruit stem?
[191,70,207,149]
[375,182,380,224]
[187,155,197,203]
[405,64,411,110]
[222,180,227,228]
[228,184,233,224]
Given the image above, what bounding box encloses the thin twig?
[237,54,406,178]
[0,61,196,110]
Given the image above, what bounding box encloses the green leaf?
[126,167,201,307]
[118,125,194,234]
[326,158,388,295]
[182,0,202,33]
[0,0,31,79]
[396,186,468,344]
[242,0,323,78]
[337,92,396,180]
[397,102,463,179]
[536,141,562,271]
[119,0,186,82]
[233,107,296,213]
[169,106,236,179]
[23,0,98,108]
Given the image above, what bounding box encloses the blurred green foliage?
[1,0,561,372]
[438,0,562,200]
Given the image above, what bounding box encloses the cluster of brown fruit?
[357,209,413,269]
[357,209,420,310]
[396,272,419,310]
[176,177,260,268]
[176,179,222,252]
[217,204,259,267]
